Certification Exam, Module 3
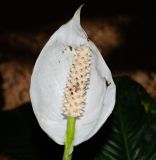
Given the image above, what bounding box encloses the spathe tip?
[72,4,84,24]
[74,4,84,16]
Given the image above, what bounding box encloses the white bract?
[30,6,116,146]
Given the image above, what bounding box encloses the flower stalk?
[63,117,76,160]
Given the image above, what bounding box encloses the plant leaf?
[94,76,156,160]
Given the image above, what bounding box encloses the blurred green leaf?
[94,76,156,160]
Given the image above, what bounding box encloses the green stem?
[62,117,76,160]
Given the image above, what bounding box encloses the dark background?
[0,1,155,28]
[0,1,156,160]
[0,0,156,70]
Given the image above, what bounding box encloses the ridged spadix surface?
[63,46,91,117]
[30,6,116,146]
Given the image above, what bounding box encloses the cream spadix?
[30,6,116,146]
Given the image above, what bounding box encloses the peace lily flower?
[30,5,116,159]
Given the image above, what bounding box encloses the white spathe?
[30,5,116,146]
